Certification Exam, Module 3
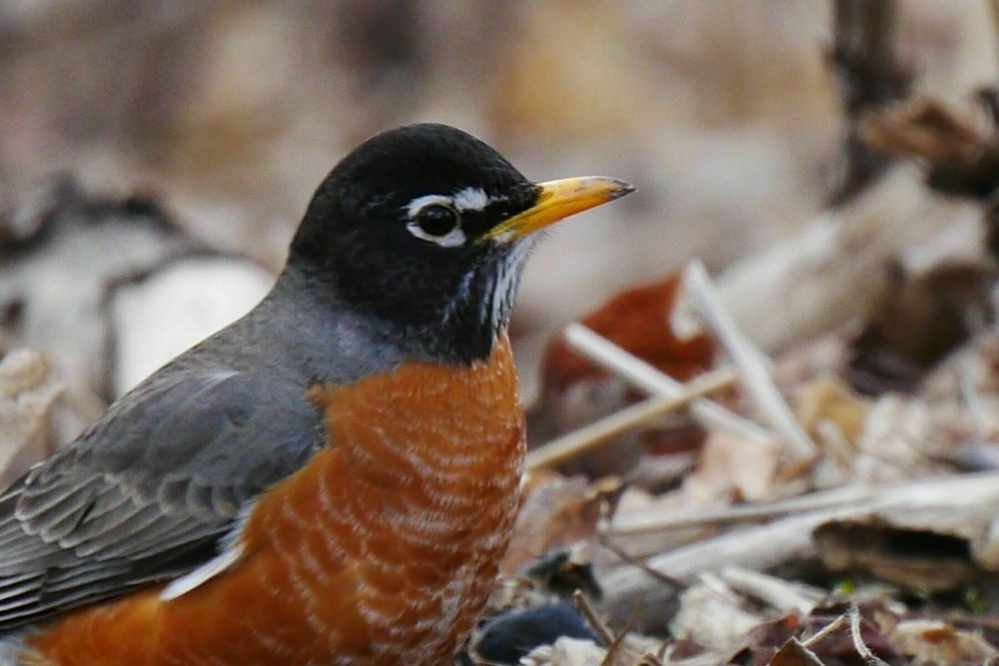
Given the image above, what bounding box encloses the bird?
[0,123,633,665]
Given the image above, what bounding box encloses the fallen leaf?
[682,430,783,503]
[503,473,622,573]
[846,260,996,395]
[0,349,63,487]
[890,619,997,666]
[769,637,826,666]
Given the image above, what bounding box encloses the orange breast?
[24,335,525,666]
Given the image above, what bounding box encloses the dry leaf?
[672,580,762,651]
[794,375,867,445]
[846,261,996,395]
[536,276,714,394]
[813,477,999,590]
[503,473,622,573]
[890,620,997,666]
[769,638,826,666]
[0,349,62,487]
[519,637,607,666]
[682,430,783,503]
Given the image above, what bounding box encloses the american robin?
[0,123,633,665]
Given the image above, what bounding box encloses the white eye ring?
[405,195,467,247]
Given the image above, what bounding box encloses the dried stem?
[597,531,688,590]
[680,261,817,461]
[603,483,880,536]
[803,614,848,648]
[563,323,772,442]
[849,604,891,666]
[574,589,615,646]
[525,365,738,471]
[718,566,824,615]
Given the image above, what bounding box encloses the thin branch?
[718,566,824,615]
[849,603,891,666]
[597,531,688,590]
[574,589,615,646]
[600,596,644,666]
[960,357,990,441]
[564,323,772,442]
[636,652,667,666]
[680,261,817,461]
[525,365,738,471]
[602,482,879,536]
[803,613,848,648]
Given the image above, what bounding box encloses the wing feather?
[0,364,323,631]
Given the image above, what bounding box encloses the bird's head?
[288,123,633,364]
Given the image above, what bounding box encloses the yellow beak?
[483,176,634,242]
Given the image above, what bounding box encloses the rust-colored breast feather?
[25,335,525,666]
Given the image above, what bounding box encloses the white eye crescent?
[405,195,467,247]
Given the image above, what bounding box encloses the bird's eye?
[406,202,466,247]
[415,204,460,236]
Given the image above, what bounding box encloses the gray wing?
[0,366,324,631]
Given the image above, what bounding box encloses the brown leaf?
[769,638,826,666]
[860,94,999,199]
[503,473,622,573]
[793,374,868,453]
[538,275,715,394]
[845,261,996,395]
[813,521,978,592]
[890,620,997,665]
[0,349,63,487]
[683,430,783,503]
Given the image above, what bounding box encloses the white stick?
[719,566,824,615]
[603,483,881,536]
[601,471,999,626]
[681,261,817,460]
[525,366,738,471]
[564,324,772,443]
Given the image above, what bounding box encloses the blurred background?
[1,0,997,404]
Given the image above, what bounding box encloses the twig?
[780,638,827,665]
[597,531,688,590]
[718,566,824,615]
[849,603,891,666]
[802,613,848,648]
[602,471,999,626]
[602,466,880,537]
[600,596,645,666]
[564,323,772,443]
[525,365,738,471]
[574,590,615,646]
[680,261,817,461]
[636,652,666,666]
[960,358,990,441]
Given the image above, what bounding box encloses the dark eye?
[415,204,460,237]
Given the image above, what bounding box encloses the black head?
[287,123,632,364]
